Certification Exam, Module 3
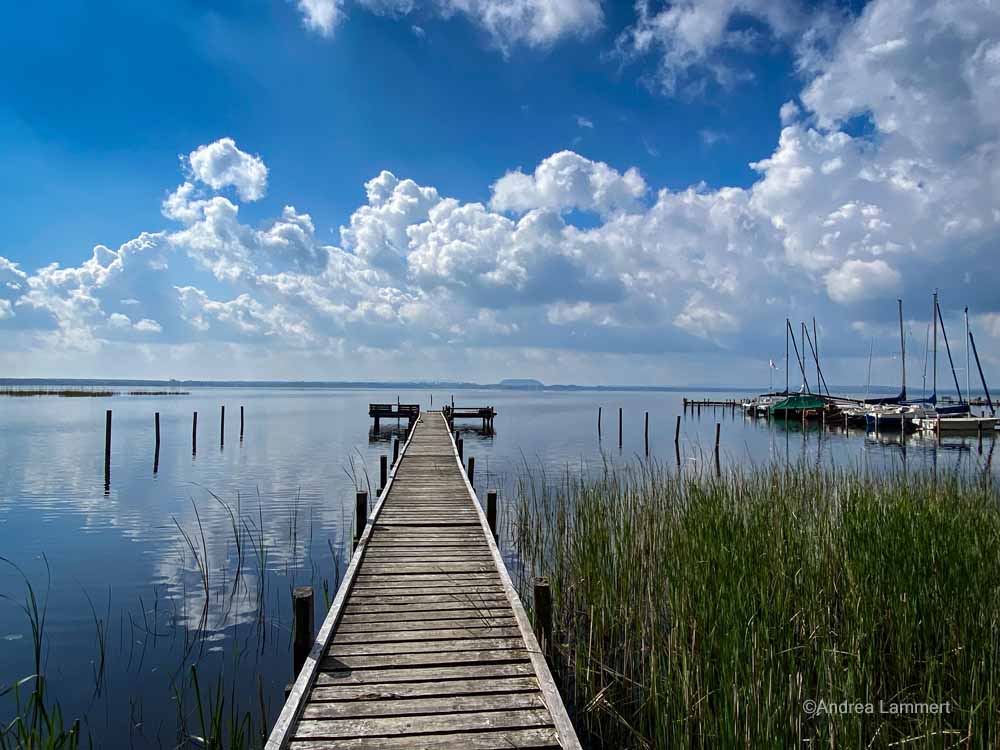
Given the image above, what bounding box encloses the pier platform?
[265,411,579,749]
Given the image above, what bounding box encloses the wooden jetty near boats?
[266,411,580,750]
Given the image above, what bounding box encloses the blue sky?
[1,0,998,386]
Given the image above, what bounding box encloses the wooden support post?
[598,406,602,438]
[533,577,552,657]
[354,490,368,550]
[104,409,112,490]
[380,455,388,492]
[674,414,681,444]
[292,586,314,678]
[618,407,623,447]
[644,411,649,453]
[374,416,380,433]
[978,421,984,454]
[192,411,198,454]
[715,422,720,449]
[393,437,400,466]
[240,405,244,441]
[457,438,464,461]
[486,489,497,539]
[220,405,225,447]
[154,412,160,475]
[468,456,475,487]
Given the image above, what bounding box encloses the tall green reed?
[513,460,1000,749]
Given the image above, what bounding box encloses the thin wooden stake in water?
[674,414,681,444]
[292,587,314,678]
[534,577,552,658]
[468,456,475,487]
[979,421,984,454]
[715,422,721,449]
[154,412,160,475]
[192,411,198,454]
[644,411,649,453]
[380,455,388,492]
[598,406,602,438]
[457,438,464,462]
[240,405,244,441]
[104,409,112,491]
[220,405,225,448]
[618,407,623,448]
[393,437,400,466]
[486,489,497,539]
[354,490,368,550]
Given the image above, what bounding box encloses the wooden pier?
[443,404,497,431]
[369,403,420,432]
[266,411,579,749]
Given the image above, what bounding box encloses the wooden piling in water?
[644,411,649,453]
[240,405,244,441]
[534,577,552,658]
[292,587,314,678]
[468,456,475,487]
[154,412,160,475]
[486,489,497,539]
[380,455,388,492]
[715,422,720,449]
[598,406,602,438]
[220,405,225,447]
[457,437,464,461]
[618,407,622,447]
[979,421,984,454]
[192,411,198,454]
[393,437,400,466]
[104,410,112,489]
[354,490,368,550]
[675,414,681,444]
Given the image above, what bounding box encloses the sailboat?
[915,307,996,432]
[864,299,920,430]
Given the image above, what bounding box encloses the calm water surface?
[0,387,996,746]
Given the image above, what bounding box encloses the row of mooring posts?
[597,406,723,476]
[103,405,245,490]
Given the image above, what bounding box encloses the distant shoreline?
[0,377,923,395]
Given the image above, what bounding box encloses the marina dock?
[266,411,579,749]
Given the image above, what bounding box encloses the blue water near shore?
[0,387,995,746]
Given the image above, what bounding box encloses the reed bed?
[512,460,1000,749]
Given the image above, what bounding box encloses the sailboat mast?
[932,291,938,399]
[922,322,929,398]
[898,299,906,399]
[969,330,995,416]
[965,307,971,403]
[785,319,789,393]
[866,338,873,401]
[936,297,964,402]
[813,317,820,391]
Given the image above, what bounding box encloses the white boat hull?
[915,416,998,432]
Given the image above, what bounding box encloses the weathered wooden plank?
[309,675,539,701]
[321,648,530,670]
[332,626,523,643]
[339,608,516,624]
[314,662,536,686]
[293,708,555,739]
[327,637,526,656]
[335,617,518,633]
[302,691,546,719]
[289,727,559,750]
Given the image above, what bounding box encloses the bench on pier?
[369,403,420,432]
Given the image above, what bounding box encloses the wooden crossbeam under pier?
[266,411,579,750]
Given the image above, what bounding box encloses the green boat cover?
[769,394,827,414]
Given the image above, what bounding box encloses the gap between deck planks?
[265,412,580,750]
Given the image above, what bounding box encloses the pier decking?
[266,411,579,749]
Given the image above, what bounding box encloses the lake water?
[0,387,996,746]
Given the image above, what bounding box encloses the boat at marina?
[915,415,998,432]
